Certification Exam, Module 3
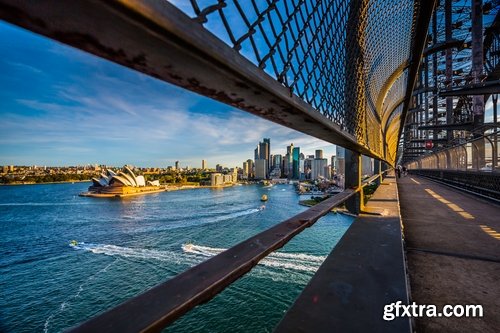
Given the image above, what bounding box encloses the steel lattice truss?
[400,0,500,165]
[171,0,418,163]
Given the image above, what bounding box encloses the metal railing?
[406,130,500,172]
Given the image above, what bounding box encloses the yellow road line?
[410,178,421,185]
[480,225,500,240]
[424,188,475,219]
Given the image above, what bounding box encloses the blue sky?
[0,21,336,168]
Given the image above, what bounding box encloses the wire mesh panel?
[170,0,418,161]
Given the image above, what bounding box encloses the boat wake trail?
[206,208,261,224]
[70,242,198,266]
[182,244,325,272]
[71,241,325,274]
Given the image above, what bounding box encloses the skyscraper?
[202,159,207,170]
[246,159,254,178]
[263,138,270,172]
[311,158,328,179]
[254,159,267,180]
[292,147,300,179]
[242,161,249,179]
[273,154,282,170]
[258,139,270,172]
[254,138,271,176]
[175,161,180,170]
[336,146,345,188]
[315,149,323,159]
[286,143,294,179]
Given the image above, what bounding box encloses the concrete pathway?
[398,174,500,333]
[276,174,410,333]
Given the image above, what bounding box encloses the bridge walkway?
[275,173,411,332]
[398,174,500,333]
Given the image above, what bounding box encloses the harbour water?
[0,182,353,332]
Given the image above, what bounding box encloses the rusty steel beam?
[67,190,355,333]
[423,38,465,56]
[0,0,382,159]
[418,122,474,131]
[439,81,500,96]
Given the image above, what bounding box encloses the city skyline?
[0,22,336,168]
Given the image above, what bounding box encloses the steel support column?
[432,9,439,143]
[472,0,485,127]
[472,0,486,168]
[374,159,382,185]
[445,0,454,145]
[345,149,363,214]
[493,94,498,170]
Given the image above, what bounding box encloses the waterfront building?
[311,158,328,180]
[324,165,332,180]
[202,160,207,170]
[85,166,160,196]
[216,164,223,172]
[263,138,270,172]
[256,138,271,174]
[299,159,305,180]
[331,155,337,172]
[209,172,236,185]
[282,158,288,178]
[292,147,300,179]
[246,159,254,178]
[304,156,313,179]
[242,161,249,179]
[336,146,345,188]
[286,143,294,179]
[231,168,238,182]
[210,173,224,186]
[273,154,282,170]
[254,159,267,180]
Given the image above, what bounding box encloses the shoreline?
[79,183,238,198]
[79,188,167,198]
[0,180,91,186]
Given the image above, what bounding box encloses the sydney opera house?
[81,166,162,197]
